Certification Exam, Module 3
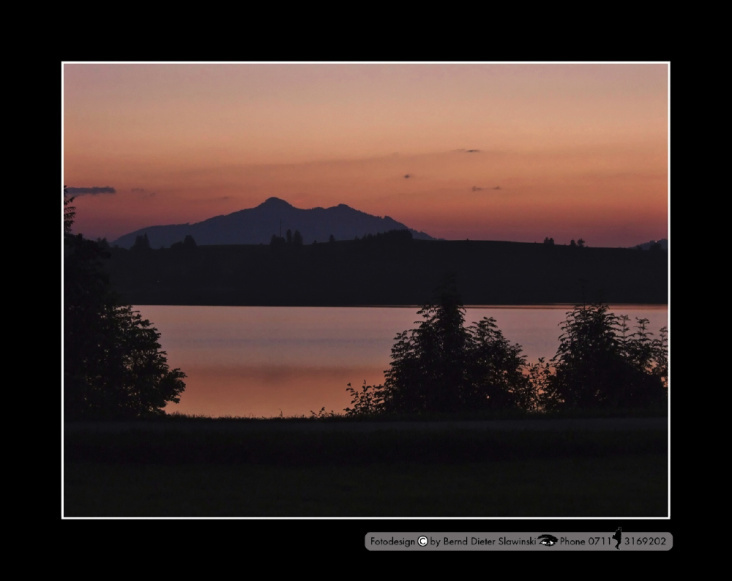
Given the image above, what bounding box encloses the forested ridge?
[104,235,668,306]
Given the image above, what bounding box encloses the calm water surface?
[136,305,669,418]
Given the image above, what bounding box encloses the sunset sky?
[62,62,669,248]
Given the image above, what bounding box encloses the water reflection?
[171,365,380,418]
[136,305,668,418]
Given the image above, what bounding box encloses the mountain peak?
[259,197,293,208]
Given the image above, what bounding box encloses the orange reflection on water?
[138,305,668,419]
[164,364,384,418]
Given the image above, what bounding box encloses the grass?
[63,414,668,518]
[65,455,666,517]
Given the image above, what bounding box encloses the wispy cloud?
[65,186,116,196]
[131,187,157,198]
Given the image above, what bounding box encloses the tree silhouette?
[541,303,666,410]
[131,233,151,251]
[269,234,286,249]
[64,191,185,420]
[466,317,538,411]
[64,193,76,233]
[183,234,197,250]
[347,276,536,416]
[382,277,470,414]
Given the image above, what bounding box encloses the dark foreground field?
[63,417,668,518]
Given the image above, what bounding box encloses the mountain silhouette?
[633,238,668,251]
[112,197,435,248]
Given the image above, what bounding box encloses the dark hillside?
[105,239,667,306]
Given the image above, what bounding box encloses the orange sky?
[63,62,669,247]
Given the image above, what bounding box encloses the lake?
[135,305,669,418]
